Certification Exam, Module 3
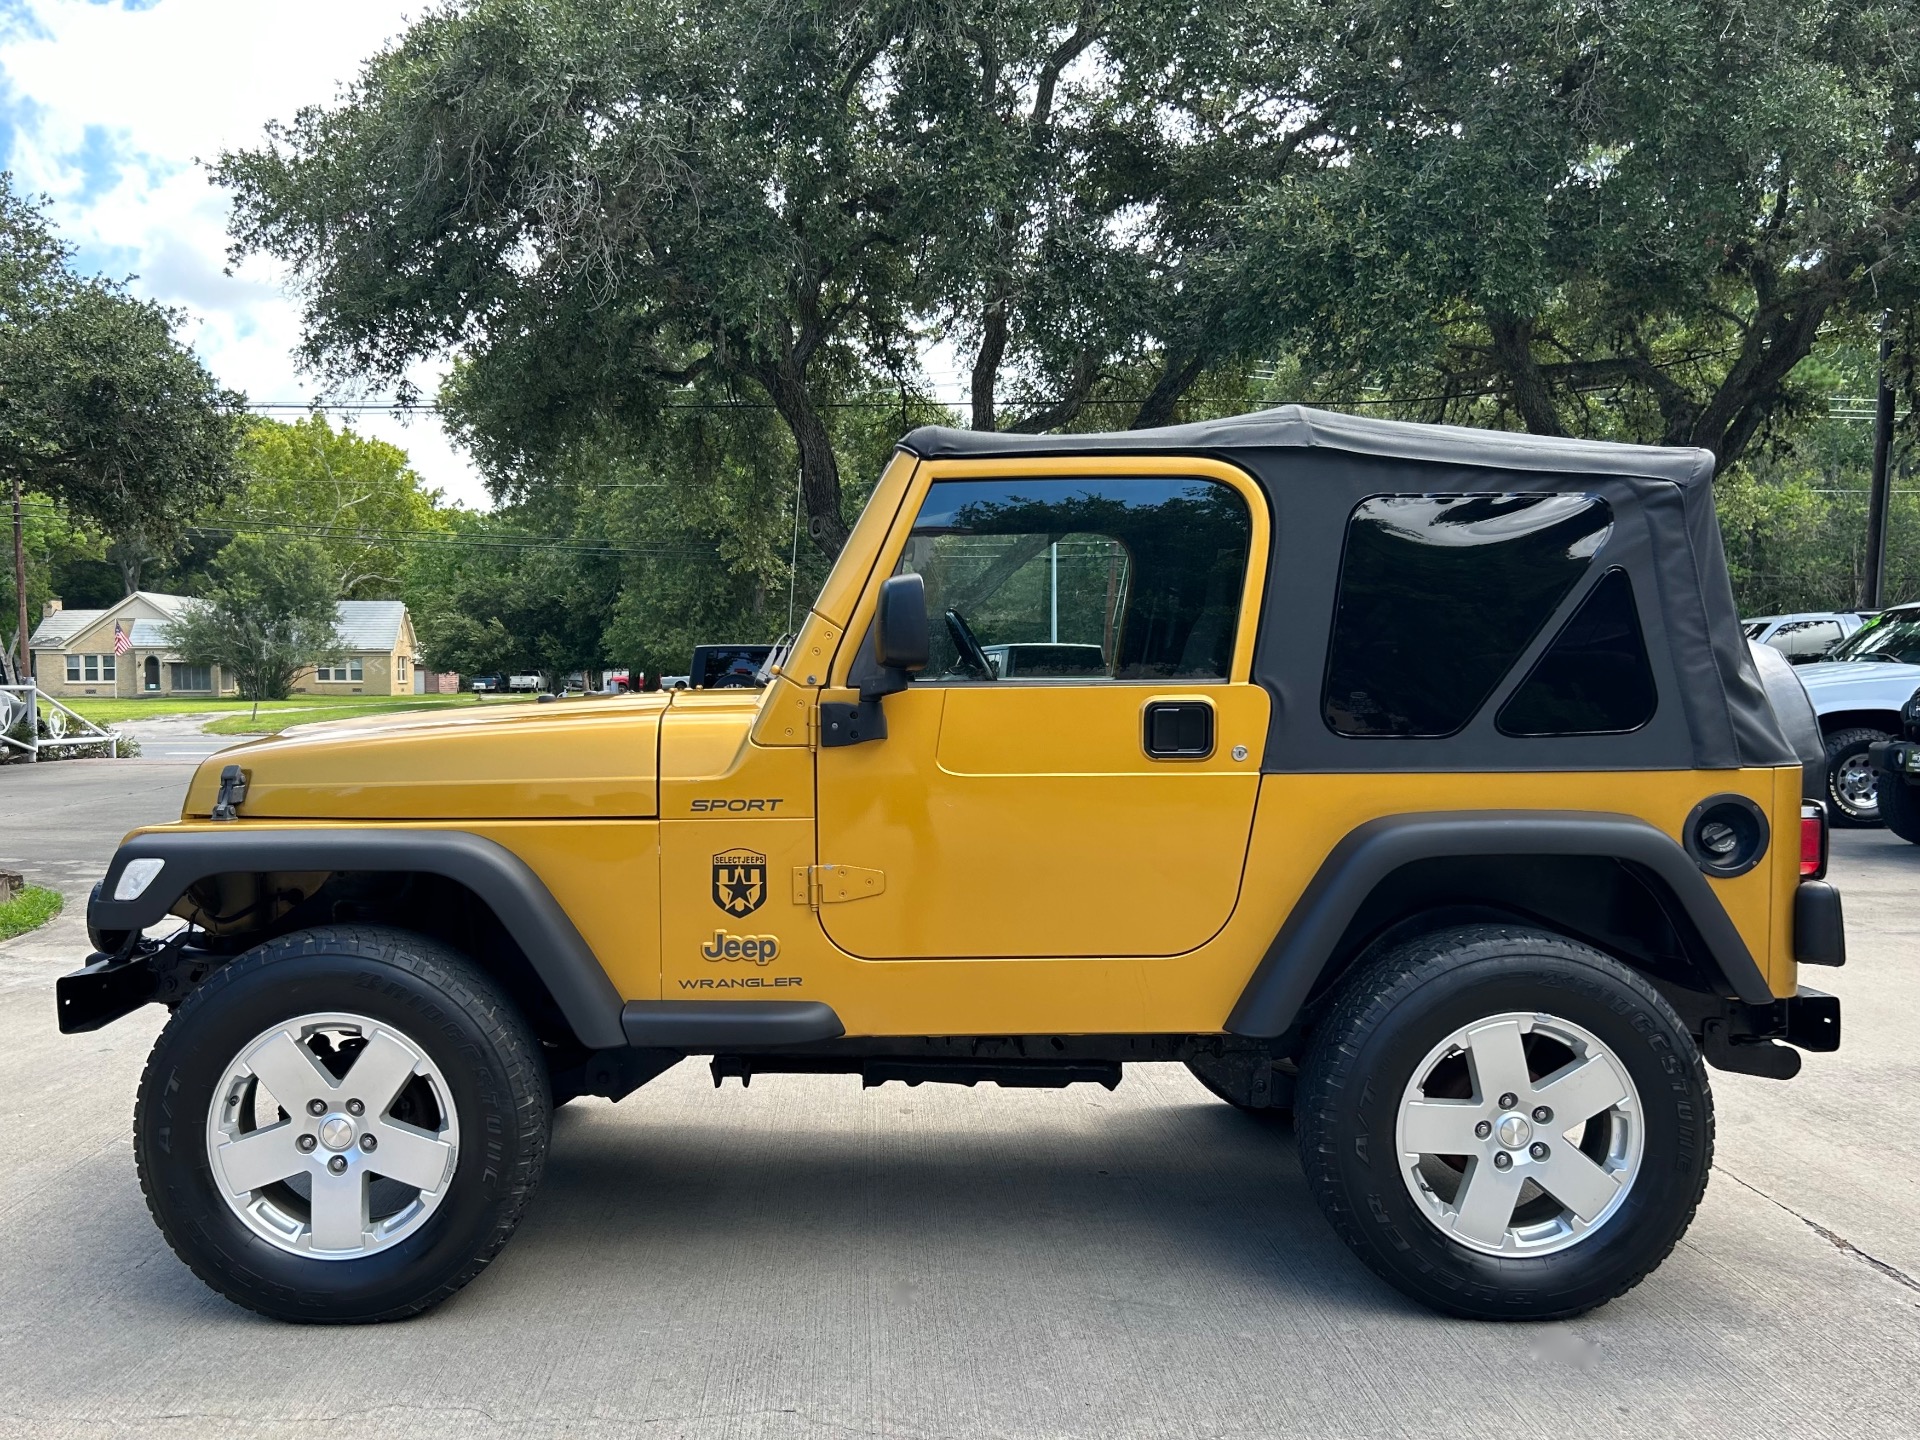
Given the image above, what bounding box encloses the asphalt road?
[2,760,1917,1440]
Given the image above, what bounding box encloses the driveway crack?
[1715,1165,1920,1297]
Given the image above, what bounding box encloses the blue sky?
[0,0,489,505]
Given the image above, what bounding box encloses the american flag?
[112,622,131,655]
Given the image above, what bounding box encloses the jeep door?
[813,460,1270,960]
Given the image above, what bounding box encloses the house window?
[315,657,364,682]
[170,664,213,692]
[65,656,80,682]
[67,654,116,683]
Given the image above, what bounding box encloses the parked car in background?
[507,674,544,692]
[689,644,773,689]
[1795,602,1920,824]
[979,642,1107,678]
[469,675,504,693]
[1741,611,1866,663]
[1868,684,1920,845]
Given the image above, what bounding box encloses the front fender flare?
[1224,810,1776,1038]
[90,828,628,1049]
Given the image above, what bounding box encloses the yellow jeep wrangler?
[62,407,1845,1323]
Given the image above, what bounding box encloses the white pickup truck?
[1794,603,1920,824]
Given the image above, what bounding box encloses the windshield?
[1828,612,1920,665]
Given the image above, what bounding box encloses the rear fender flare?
[90,829,627,1049]
[1225,810,1775,1038]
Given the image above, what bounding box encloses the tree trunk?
[755,358,848,559]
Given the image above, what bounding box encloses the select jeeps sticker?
[712,849,767,916]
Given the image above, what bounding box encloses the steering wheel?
[944,608,995,680]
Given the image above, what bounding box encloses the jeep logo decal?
[701,930,781,965]
[711,849,767,917]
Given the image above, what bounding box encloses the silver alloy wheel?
[1835,753,1880,817]
[205,1011,460,1260]
[1396,1011,1643,1257]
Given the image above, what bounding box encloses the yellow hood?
[182,695,669,820]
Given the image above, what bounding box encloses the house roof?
[26,591,196,649]
[335,600,409,651]
[31,594,411,655]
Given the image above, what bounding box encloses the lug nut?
[1532,1105,1553,1124]
[1498,1092,1518,1111]
[346,1099,364,1117]
[1530,1142,1549,1160]
[296,1134,317,1153]
[1492,1152,1513,1171]
[360,1134,378,1152]
[307,1099,327,1116]
[328,1156,348,1175]
[1474,1120,1493,1140]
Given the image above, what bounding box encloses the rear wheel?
[1825,727,1891,826]
[136,926,550,1323]
[1877,769,1920,844]
[1298,924,1711,1320]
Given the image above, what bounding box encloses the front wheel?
[1297,925,1711,1320]
[135,926,551,1322]
[1826,727,1891,826]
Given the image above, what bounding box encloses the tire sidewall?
[1826,729,1888,825]
[138,937,542,1321]
[1308,945,1710,1317]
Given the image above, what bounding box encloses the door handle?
[1143,700,1214,759]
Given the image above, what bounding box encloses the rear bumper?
[1868,739,1920,777]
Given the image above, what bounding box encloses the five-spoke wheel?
[1299,924,1712,1319]
[137,926,550,1322]
[206,1012,460,1258]
[1396,1013,1641,1255]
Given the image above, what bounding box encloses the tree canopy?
[164,535,342,705]
[0,176,246,594]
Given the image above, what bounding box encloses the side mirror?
[873,573,929,676]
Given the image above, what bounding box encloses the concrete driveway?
[1,761,1916,1439]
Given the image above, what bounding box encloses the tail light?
[1800,800,1829,880]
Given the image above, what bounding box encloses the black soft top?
[898,405,1793,773]
[902,404,1716,485]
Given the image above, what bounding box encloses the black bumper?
[1869,738,1920,781]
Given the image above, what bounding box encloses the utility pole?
[1863,311,1896,611]
[10,475,28,680]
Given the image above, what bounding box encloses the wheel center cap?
[318,1115,356,1152]
[1496,1113,1533,1149]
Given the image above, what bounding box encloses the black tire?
[1876,768,1920,844]
[1183,1053,1293,1116]
[1825,727,1891,826]
[135,926,551,1323]
[1297,924,1712,1320]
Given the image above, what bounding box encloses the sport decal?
[711,849,768,917]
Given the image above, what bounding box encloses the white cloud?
[0,0,492,507]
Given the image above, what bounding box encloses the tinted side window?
[1323,493,1613,737]
[900,477,1252,682]
[1496,569,1656,736]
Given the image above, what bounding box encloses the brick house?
[27,592,420,700]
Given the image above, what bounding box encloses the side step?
[710,1054,1122,1091]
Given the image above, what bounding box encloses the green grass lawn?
[0,886,62,941]
[203,694,534,734]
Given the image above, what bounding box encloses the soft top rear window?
[1323,493,1613,738]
